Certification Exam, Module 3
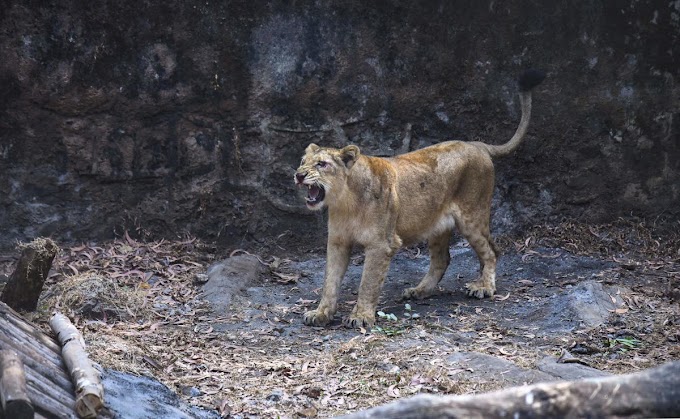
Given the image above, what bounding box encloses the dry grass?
[18,236,59,254]
[41,275,147,321]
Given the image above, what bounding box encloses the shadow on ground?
[206,244,619,339]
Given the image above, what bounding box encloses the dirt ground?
[1,219,678,418]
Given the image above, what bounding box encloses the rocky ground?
[1,220,678,418]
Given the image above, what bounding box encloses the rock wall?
[1,1,678,248]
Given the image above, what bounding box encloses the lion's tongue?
[309,185,321,200]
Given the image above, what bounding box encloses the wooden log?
[341,361,680,419]
[0,322,66,371]
[0,238,59,312]
[23,365,77,418]
[0,303,77,417]
[0,355,75,418]
[0,310,66,366]
[49,313,103,419]
[0,349,34,419]
[0,303,64,354]
[0,331,76,392]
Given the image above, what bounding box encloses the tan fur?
[294,88,538,328]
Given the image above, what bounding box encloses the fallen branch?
[1,238,59,311]
[49,313,104,419]
[341,361,680,419]
[0,349,34,419]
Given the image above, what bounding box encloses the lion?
[294,69,545,328]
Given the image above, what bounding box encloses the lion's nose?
[295,172,306,184]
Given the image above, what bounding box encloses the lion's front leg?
[303,240,350,326]
[344,246,394,329]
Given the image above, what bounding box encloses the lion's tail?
[483,69,546,158]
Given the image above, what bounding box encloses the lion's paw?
[303,309,333,326]
[465,281,496,299]
[401,286,435,300]
[343,311,376,329]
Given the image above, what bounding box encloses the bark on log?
[23,366,77,418]
[1,310,62,359]
[341,361,680,419]
[0,303,63,365]
[0,303,64,355]
[0,238,59,311]
[0,303,71,384]
[0,324,65,372]
[0,302,77,417]
[0,331,76,394]
[0,349,34,419]
[49,313,103,419]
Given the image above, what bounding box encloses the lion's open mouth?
[305,184,326,207]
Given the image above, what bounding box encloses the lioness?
[294,69,545,328]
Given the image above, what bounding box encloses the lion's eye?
[316,161,328,168]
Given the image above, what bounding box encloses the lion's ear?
[306,143,320,154]
[340,145,360,169]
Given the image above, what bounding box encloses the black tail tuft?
[518,69,546,91]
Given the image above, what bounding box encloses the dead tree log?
[341,361,680,419]
[0,238,59,311]
[0,302,77,417]
[0,349,34,419]
[49,313,103,419]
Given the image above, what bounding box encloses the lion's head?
[294,143,360,210]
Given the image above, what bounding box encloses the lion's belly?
[397,212,456,246]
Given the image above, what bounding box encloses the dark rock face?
[1,1,678,247]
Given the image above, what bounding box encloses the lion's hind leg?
[402,230,452,300]
[457,217,497,299]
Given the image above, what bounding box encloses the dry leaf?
[273,271,300,283]
[142,355,161,370]
[124,230,138,245]
[218,398,232,418]
[296,298,316,305]
[194,324,214,334]
[269,257,282,269]
[556,348,575,363]
[607,307,629,314]
[498,346,517,356]
[494,292,511,301]
[296,406,318,417]
[67,263,79,275]
[387,384,400,398]
[446,368,467,376]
